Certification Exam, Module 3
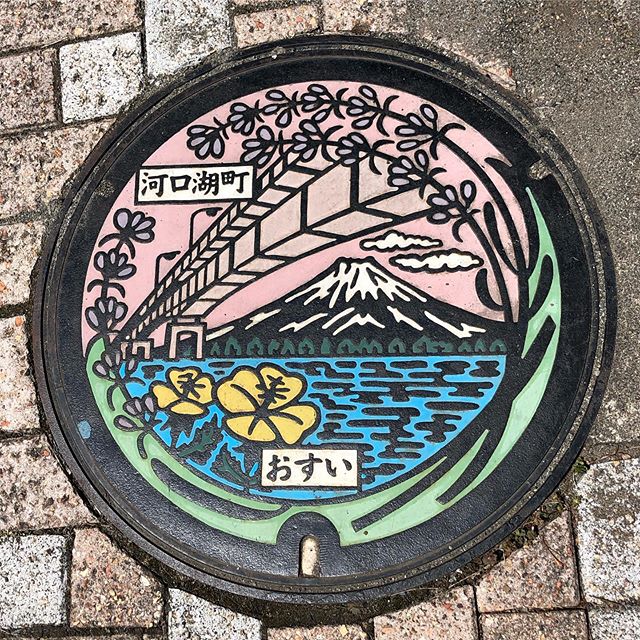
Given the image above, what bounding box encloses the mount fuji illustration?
[201,258,508,357]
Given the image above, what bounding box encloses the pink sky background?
[83,81,529,348]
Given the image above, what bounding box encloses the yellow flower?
[216,365,319,445]
[151,367,215,416]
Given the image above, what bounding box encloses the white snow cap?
[286,258,427,308]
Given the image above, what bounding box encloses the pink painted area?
[83,81,529,349]
[206,217,492,327]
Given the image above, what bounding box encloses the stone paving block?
[589,607,640,640]
[576,458,640,603]
[0,317,39,434]
[374,586,477,639]
[480,611,589,640]
[60,33,143,123]
[70,528,163,627]
[267,624,367,640]
[0,0,140,52]
[476,512,580,612]
[0,121,111,220]
[145,0,231,78]
[0,434,95,531]
[0,50,56,132]
[235,6,320,48]
[0,221,44,307]
[0,534,66,627]
[168,588,261,640]
[323,0,407,34]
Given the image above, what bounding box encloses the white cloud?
[360,230,442,252]
[391,250,483,273]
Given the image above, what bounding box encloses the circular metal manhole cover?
[34,37,615,606]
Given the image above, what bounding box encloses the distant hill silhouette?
[200,258,509,358]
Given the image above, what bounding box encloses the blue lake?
[126,356,506,501]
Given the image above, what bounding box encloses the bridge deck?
[122,153,432,342]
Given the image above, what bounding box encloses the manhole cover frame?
[32,36,617,608]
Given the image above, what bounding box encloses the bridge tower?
[167,318,206,360]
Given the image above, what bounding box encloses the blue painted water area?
[125,356,506,501]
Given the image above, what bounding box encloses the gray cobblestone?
[232,0,277,7]
[0,534,66,628]
[21,636,138,640]
[589,607,640,640]
[0,221,44,306]
[576,458,640,603]
[480,610,589,640]
[168,589,261,640]
[60,33,143,123]
[267,624,367,640]
[145,0,231,78]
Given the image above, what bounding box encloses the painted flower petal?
[151,383,180,409]
[258,365,304,409]
[216,369,262,413]
[225,416,276,442]
[169,400,205,416]
[188,374,214,404]
[180,372,214,404]
[168,368,201,395]
[270,404,319,444]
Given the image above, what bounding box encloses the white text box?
[136,164,253,203]
[261,448,359,488]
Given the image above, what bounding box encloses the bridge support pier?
[168,319,206,360]
[120,339,153,360]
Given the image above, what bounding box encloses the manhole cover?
[34,38,615,606]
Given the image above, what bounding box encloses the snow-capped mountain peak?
[208,258,489,344]
[285,258,427,309]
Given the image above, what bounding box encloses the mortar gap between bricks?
[50,46,64,125]
[138,0,150,79]
[64,528,75,626]
[567,505,591,610]
[0,115,114,141]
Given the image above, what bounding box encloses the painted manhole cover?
[34,38,615,606]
